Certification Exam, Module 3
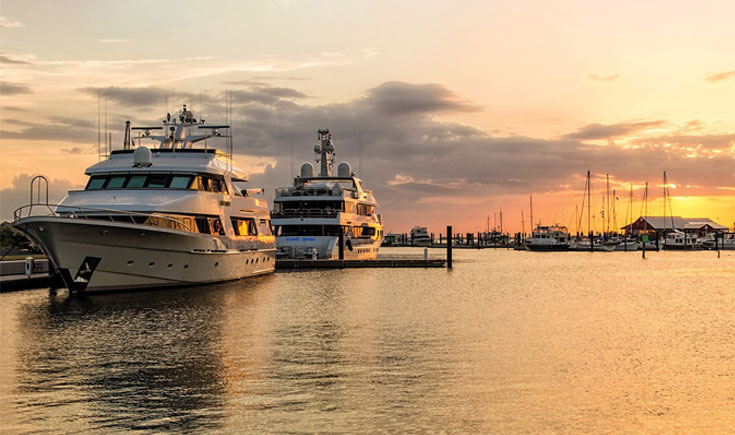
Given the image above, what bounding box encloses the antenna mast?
[315,129,335,176]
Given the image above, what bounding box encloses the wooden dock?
[276,258,446,270]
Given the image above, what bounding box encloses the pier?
[276,258,446,270]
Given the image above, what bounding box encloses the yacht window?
[259,219,271,236]
[126,175,147,188]
[232,217,258,236]
[169,175,193,189]
[86,176,106,190]
[146,174,169,188]
[195,217,211,234]
[106,176,126,189]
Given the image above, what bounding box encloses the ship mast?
[315,129,335,176]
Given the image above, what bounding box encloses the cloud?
[1,174,82,222]
[0,16,23,28]
[222,79,270,87]
[199,81,733,220]
[562,120,666,140]
[251,76,310,81]
[100,39,129,43]
[706,70,735,84]
[0,54,32,65]
[0,117,98,142]
[363,81,481,116]
[79,85,307,109]
[80,86,178,108]
[587,73,620,82]
[229,87,308,105]
[60,145,97,154]
[0,81,33,95]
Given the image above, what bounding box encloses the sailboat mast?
[530,195,534,233]
[521,210,525,235]
[500,209,503,235]
[587,170,591,237]
[612,189,617,234]
[663,171,667,232]
[606,174,610,235]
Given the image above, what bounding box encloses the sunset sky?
[1,0,734,232]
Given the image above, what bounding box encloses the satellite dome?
[132,146,153,167]
[300,162,314,178]
[337,162,352,177]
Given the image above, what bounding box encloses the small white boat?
[410,226,432,247]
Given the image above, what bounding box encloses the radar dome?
[337,162,352,177]
[314,145,321,153]
[132,146,153,167]
[300,162,314,178]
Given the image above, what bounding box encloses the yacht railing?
[275,187,358,198]
[271,208,340,218]
[13,203,193,232]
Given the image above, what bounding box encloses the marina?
[2,2,734,432]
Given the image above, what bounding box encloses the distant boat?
[526,225,571,251]
[663,230,701,250]
[410,226,431,247]
[569,238,615,252]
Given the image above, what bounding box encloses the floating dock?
[276,258,446,270]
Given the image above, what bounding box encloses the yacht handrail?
[13,203,192,232]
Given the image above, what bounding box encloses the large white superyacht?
[13,105,275,292]
[271,129,383,259]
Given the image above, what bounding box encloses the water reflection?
[2,250,734,432]
[11,278,274,432]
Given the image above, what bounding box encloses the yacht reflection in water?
[11,283,262,432]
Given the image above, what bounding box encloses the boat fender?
[346,239,353,251]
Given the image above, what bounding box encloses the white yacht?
[271,129,383,259]
[410,226,432,247]
[13,106,275,293]
[526,225,571,251]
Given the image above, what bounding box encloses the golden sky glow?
[1,0,734,231]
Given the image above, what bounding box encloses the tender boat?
[410,226,432,247]
[13,106,275,293]
[271,129,383,259]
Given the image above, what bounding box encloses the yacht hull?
[526,244,570,251]
[276,235,382,260]
[13,217,275,292]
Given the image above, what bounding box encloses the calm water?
[1,248,733,433]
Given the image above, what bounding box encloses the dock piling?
[447,225,453,269]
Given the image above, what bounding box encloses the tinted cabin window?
[126,175,146,188]
[87,177,106,190]
[195,217,211,234]
[106,176,126,189]
[146,174,168,188]
[170,175,192,189]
